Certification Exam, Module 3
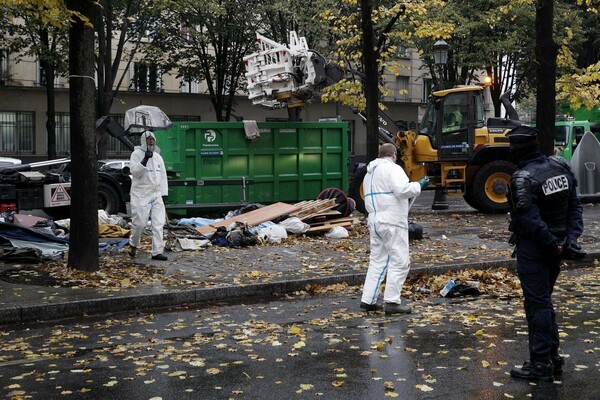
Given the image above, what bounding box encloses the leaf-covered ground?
[0,267,598,399]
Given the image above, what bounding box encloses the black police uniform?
[506,126,584,380]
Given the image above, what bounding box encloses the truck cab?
[554,115,600,160]
[418,87,487,162]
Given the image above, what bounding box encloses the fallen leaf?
[416,384,433,392]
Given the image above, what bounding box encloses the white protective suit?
[360,157,422,305]
[129,131,169,256]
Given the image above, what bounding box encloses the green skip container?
[159,121,349,215]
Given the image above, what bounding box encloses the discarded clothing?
[210,223,261,248]
[98,209,126,226]
[178,217,220,227]
[173,238,211,252]
[4,238,67,258]
[99,238,129,251]
[0,222,69,244]
[0,247,44,263]
[99,224,131,238]
[447,283,482,297]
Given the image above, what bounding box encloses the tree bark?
[535,0,557,156]
[361,0,379,163]
[66,0,99,272]
[95,0,114,160]
[42,60,58,160]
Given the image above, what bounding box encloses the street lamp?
[432,39,450,210]
[433,39,449,90]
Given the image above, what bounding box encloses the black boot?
[360,302,382,312]
[516,354,564,376]
[551,354,564,374]
[510,361,554,382]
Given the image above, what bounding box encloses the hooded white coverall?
[361,157,421,305]
[129,131,169,256]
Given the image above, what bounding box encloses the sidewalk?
[1,202,599,325]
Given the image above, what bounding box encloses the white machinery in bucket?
[243,31,341,109]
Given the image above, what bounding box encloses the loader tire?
[98,181,120,215]
[348,166,368,215]
[469,160,516,213]
[462,188,479,210]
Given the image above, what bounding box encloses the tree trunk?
[66,0,99,272]
[361,0,379,163]
[486,66,502,118]
[38,28,58,160]
[95,0,113,160]
[535,0,557,156]
[43,60,58,160]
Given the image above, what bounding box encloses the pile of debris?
[172,199,361,251]
[0,191,363,261]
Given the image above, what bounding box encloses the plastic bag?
[325,226,349,239]
[278,217,310,234]
[257,225,288,243]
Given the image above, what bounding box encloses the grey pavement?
[1,194,599,325]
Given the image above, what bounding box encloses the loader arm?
[355,109,402,144]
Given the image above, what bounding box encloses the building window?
[0,111,35,154]
[56,113,132,156]
[181,23,201,43]
[0,49,8,84]
[422,78,433,102]
[37,60,61,87]
[106,114,134,156]
[397,46,410,58]
[394,76,409,101]
[56,113,70,155]
[180,78,199,94]
[129,62,162,92]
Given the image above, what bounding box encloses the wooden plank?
[306,217,360,233]
[290,199,337,220]
[195,202,301,235]
[308,217,358,227]
[300,209,341,221]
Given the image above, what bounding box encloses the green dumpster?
[159,121,349,214]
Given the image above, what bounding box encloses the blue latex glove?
[418,176,430,189]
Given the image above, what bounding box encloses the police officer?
[506,125,584,382]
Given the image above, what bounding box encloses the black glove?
[141,149,153,166]
[561,238,586,260]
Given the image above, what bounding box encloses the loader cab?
[420,86,485,161]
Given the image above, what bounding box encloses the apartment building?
[0,45,431,166]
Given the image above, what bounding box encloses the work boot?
[510,361,554,382]
[517,355,564,375]
[360,302,383,312]
[128,245,137,257]
[551,354,564,374]
[384,303,412,315]
[151,253,168,261]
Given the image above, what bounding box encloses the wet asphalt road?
[0,267,598,400]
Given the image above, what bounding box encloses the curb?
[1,254,598,325]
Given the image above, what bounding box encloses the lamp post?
[432,39,449,210]
[433,39,449,90]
